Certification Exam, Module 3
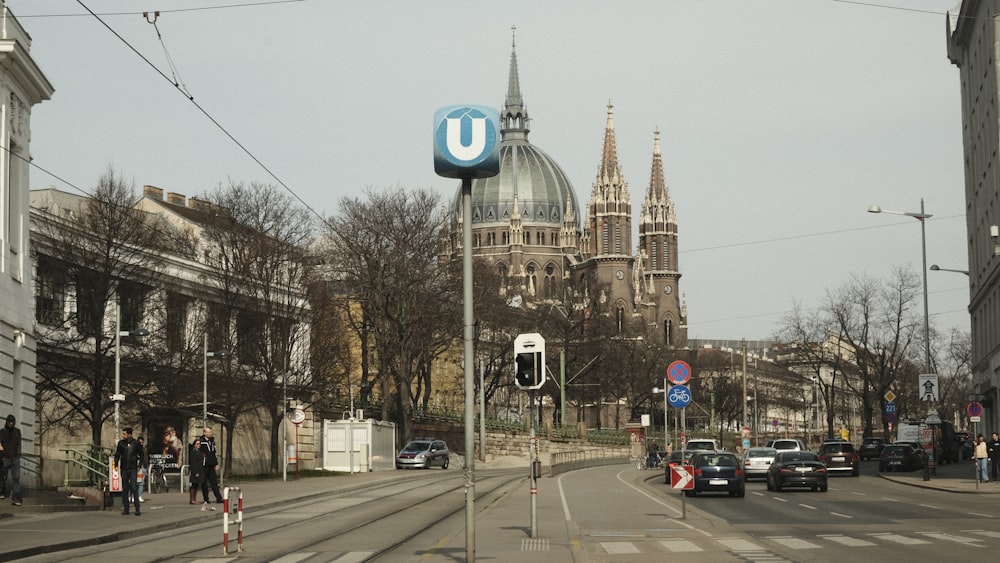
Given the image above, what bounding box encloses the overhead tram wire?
[73,1,331,228]
[16,0,308,19]
[143,11,192,99]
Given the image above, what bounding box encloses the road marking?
[917,532,982,545]
[601,541,639,554]
[869,533,930,545]
[768,536,821,549]
[659,540,703,552]
[917,503,939,509]
[270,554,315,563]
[850,491,867,496]
[332,553,376,562]
[830,512,853,519]
[819,534,876,547]
[609,470,709,536]
[798,503,817,510]
[716,538,765,551]
[967,512,996,518]
[880,497,900,502]
[771,496,788,502]
[965,529,1000,539]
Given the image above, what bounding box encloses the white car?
[741,447,777,480]
[767,438,807,452]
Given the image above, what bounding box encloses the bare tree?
[322,188,457,443]
[199,180,314,474]
[32,167,179,444]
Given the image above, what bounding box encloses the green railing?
[60,443,112,487]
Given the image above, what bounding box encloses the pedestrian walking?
[989,432,1000,482]
[975,434,989,482]
[114,427,144,515]
[0,414,23,506]
[189,438,214,510]
[200,427,224,504]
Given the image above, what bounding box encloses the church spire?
[595,100,622,186]
[586,100,631,257]
[502,26,529,142]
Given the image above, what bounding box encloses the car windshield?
[781,452,818,462]
[747,448,776,458]
[821,443,854,453]
[402,441,430,453]
[773,441,798,450]
[700,454,738,467]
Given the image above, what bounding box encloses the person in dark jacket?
[199,427,224,503]
[0,414,23,506]
[189,438,213,509]
[114,427,144,516]
[989,432,1000,481]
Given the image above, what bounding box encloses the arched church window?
[651,241,658,269]
[503,231,510,245]
[544,264,556,299]
[665,319,673,347]
[525,264,537,296]
[616,305,625,333]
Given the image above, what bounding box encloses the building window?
[119,282,147,332]
[236,310,266,366]
[665,318,673,346]
[616,305,625,333]
[536,231,544,245]
[487,232,495,246]
[503,231,510,245]
[35,257,67,326]
[525,264,537,296]
[165,293,190,353]
[651,241,658,270]
[602,224,609,252]
[544,264,556,299]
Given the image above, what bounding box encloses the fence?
[549,448,630,476]
[60,443,113,487]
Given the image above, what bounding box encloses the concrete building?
[0,3,53,486]
[946,1,1000,435]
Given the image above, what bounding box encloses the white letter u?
[445,117,486,161]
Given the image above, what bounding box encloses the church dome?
[450,38,581,232]
[451,140,581,230]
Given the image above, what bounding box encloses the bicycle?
[148,462,169,494]
[634,455,648,470]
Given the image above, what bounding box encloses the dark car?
[766,450,828,492]
[895,441,928,465]
[859,437,886,461]
[396,438,450,469]
[663,449,707,484]
[684,451,745,497]
[879,444,924,472]
[960,437,975,460]
[818,441,860,476]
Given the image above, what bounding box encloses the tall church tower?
[638,129,686,347]
[584,102,632,261]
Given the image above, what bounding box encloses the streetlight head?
[132,328,150,337]
[867,205,882,214]
[930,264,940,271]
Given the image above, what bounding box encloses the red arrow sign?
[671,465,694,490]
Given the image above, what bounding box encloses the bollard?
[222,486,244,555]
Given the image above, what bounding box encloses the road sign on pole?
[667,360,692,385]
[671,465,694,490]
[668,384,692,409]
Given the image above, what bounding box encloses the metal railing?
[60,443,112,487]
[549,448,630,476]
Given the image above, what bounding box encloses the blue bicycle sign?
[668,384,692,408]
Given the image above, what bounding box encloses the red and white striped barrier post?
[222,486,243,555]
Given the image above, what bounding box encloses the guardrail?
[60,443,112,487]
[549,449,629,476]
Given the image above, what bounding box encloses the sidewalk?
[876,457,1000,493]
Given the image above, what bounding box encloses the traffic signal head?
[515,352,538,388]
[513,332,546,390]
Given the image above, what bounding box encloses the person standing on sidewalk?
[199,427,224,503]
[135,436,148,503]
[114,427,144,516]
[989,432,1000,482]
[0,415,23,506]
[975,434,989,482]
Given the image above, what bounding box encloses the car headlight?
[415,453,426,460]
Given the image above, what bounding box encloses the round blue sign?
[667,384,692,409]
[968,402,984,417]
[433,105,500,179]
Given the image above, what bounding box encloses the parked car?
[895,441,928,465]
[396,438,450,469]
[741,447,778,480]
[879,444,924,472]
[766,438,807,452]
[766,450,828,492]
[859,437,886,461]
[818,441,860,476]
[684,451,745,497]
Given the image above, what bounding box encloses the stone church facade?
[440,40,687,347]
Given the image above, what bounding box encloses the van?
[685,439,721,451]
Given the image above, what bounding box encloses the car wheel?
[766,477,773,491]
[819,483,828,492]
[442,457,449,469]
[852,466,860,477]
[774,480,783,492]
[737,488,745,498]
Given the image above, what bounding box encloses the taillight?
[694,468,703,476]
[735,468,743,477]
[780,467,793,474]
[816,466,827,474]
[818,455,826,463]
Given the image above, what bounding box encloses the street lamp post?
[869,199,933,481]
[652,376,668,451]
[114,301,148,441]
[930,264,969,276]
[202,333,230,428]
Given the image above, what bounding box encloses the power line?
[15,0,308,18]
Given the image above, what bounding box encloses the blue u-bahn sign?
[433,105,500,179]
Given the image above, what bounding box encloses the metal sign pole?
[529,388,538,538]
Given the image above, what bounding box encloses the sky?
[8,0,971,343]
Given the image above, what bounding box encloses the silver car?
[741,447,777,480]
[396,438,450,469]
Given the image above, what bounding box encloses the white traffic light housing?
[514,333,546,390]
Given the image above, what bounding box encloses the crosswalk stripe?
[917,532,983,545]
[659,539,703,552]
[965,529,1000,539]
[768,536,821,549]
[818,534,876,547]
[333,552,376,562]
[601,541,639,554]
[716,538,765,551]
[270,554,316,563]
[869,533,930,545]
